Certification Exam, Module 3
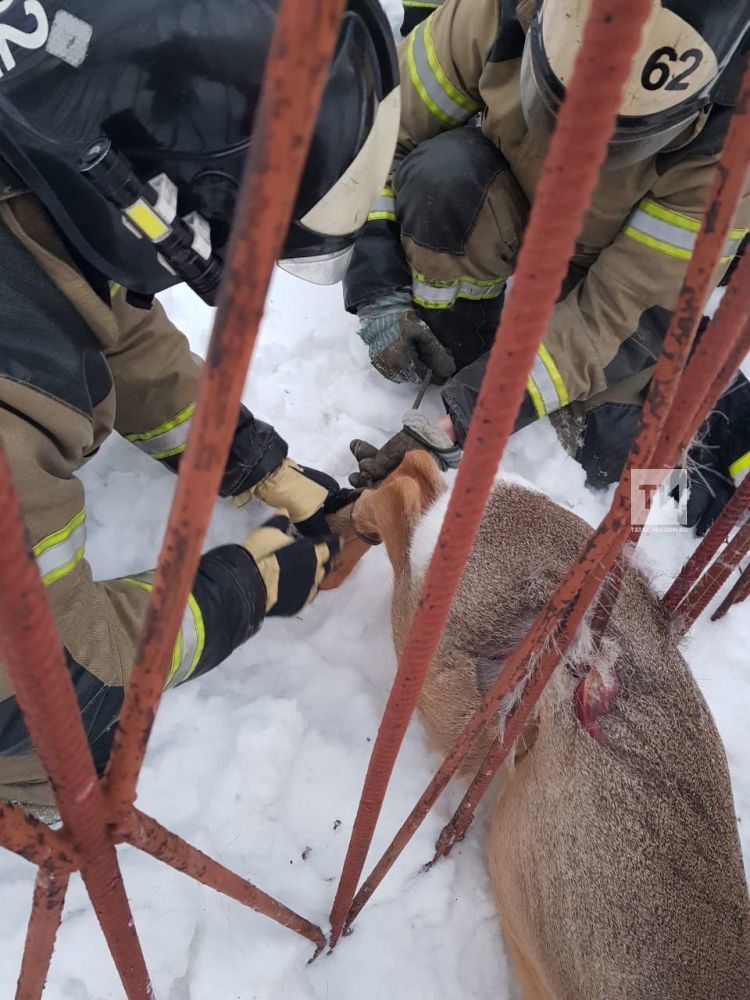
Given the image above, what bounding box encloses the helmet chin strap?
[79,137,224,306]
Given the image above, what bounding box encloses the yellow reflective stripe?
[368,186,397,223]
[33,509,87,587]
[624,226,693,261]
[526,377,546,419]
[125,402,195,460]
[122,577,205,688]
[639,198,700,233]
[410,267,506,309]
[124,199,171,242]
[404,2,440,7]
[423,18,479,115]
[538,344,569,408]
[109,282,122,300]
[33,509,85,558]
[407,23,479,127]
[729,450,750,481]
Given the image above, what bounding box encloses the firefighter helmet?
[0,0,399,302]
[521,0,750,167]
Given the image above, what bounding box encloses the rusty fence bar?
[0,0,344,995]
[664,472,750,613]
[107,0,348,820]
[328,0,657,946]
[15,870,70,1000]
[712,563,750,621]
[673,521,750,630]
[337,53,750,932]
[116,810,327,953]
[0,444,153,997]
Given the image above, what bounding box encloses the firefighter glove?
[235,458,340,536]
[349,409,461,488]
[243,515,341,616]
[683,372,750,536]
[357,290,455,385]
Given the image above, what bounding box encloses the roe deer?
[351,451,750,1000]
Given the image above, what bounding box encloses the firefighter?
[0,0,399,811]
[346,0,750,531]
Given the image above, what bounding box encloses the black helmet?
[0,0,399,302]
[521,0,750,167]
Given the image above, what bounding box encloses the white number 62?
[0,1,49,79]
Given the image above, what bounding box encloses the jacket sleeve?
[444,154,750,441]
[109,290,288,494]
[516,154,750,424]
[344,0,500,312]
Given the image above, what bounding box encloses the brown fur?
[352,452,750,1000]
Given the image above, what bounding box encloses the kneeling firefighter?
[0,0,399,810]
[346,0,750,532]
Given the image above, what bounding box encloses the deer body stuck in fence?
[347,452,750,1000]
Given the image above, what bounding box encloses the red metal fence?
[0,0,748,996]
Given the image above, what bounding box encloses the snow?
[1,5,748,996]
[0,271,746,1000]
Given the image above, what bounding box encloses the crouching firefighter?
[345,0,750,532]
[0,0,399,811]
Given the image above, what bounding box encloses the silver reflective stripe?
[33,510,86,587]
[125,403,194,461]
[527,355,558,416]
[625,199,748,262]
[627,208,696,256]
[411,272,505,309]
[408,21,479,126]
[122,572,204,688]
[368,188,396,222]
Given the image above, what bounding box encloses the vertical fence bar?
[712,564,750,620]
[328,0,656,945]
[338,56,750,929]
[663,473,750,613]
[15,869,70,1000]
[106,0,348,819]
[0,444,153,998]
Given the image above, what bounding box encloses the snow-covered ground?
[2,5,749,996]
[0,268,747,999]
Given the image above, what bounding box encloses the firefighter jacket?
[0,191,286,808]
[345,0,750,443]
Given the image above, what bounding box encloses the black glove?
[358,292,456,385]
[683,372,750,535]
[349,410,461,488]
[242,515,341,616]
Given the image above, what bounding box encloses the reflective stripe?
[33,509,86,587]
[407,20,480,126]
[527,346,568,417]
[122,574,206,688]
[624,198,747,263]
[368,186,397,223]
[125,402,195,460]
[729,449,750,484]
[404,2,441,8]
[109,282,122,300]
[410,266,505,309]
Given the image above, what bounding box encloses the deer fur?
[352,451,750,1000]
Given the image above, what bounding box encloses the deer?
[330,450,750,1000]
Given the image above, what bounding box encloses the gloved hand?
[349,409,461,488]
[683,372,750,535]
[235,458,349,536]
[358,290,455,384]
[242,515,340,616]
